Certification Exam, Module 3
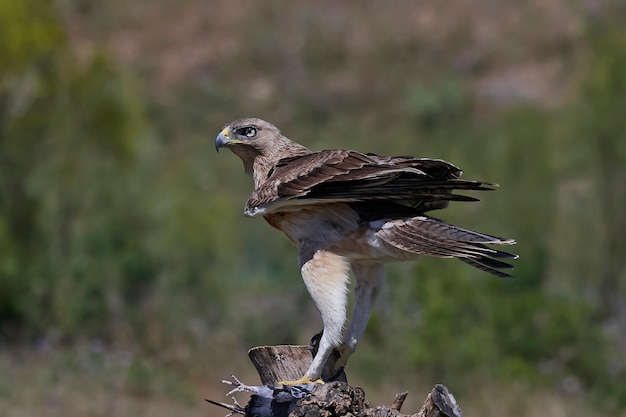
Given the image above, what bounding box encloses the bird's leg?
[279,250,351,385]
[336,263,384,370]
[277,333,334,386]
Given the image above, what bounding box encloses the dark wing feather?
[246,150,494,215]
[459,258,515,278]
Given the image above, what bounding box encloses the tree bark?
[248,344,347,385]
[245,344,462,417]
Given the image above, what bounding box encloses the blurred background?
[1,0,626,416]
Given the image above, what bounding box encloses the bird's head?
[215,118,310,184]
[215,118,280,154]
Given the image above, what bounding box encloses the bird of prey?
[215,118,517,384]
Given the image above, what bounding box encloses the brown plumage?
[215,117,517,384]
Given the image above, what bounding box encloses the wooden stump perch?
[249,344,347,385]
[209,344,463,417]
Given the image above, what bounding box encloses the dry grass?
[0,346,613,417]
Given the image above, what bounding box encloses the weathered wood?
[416,384,462,417]
[390,391,408,411]
[208,344,463,416]
[248,344,346,385]
[247,344,462,416]
[290,382,462,417]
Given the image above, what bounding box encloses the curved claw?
[278,375,324,386]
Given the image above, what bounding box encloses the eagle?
[215,118,517,384]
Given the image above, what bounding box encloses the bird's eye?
[239,127,257,138]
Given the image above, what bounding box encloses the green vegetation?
[1,1,626,415]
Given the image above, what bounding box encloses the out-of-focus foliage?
[380,15,626,406]
[1,0,626,414]
[0,0,150,341]
[0,0,298,356]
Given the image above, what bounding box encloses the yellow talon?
[278,375,324,386]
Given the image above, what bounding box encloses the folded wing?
[246,149,496,216]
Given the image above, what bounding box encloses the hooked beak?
[215,127,230,152]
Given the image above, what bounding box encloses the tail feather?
[470,242,518,259]
[376,215,517,278]
[460,257,514,278]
